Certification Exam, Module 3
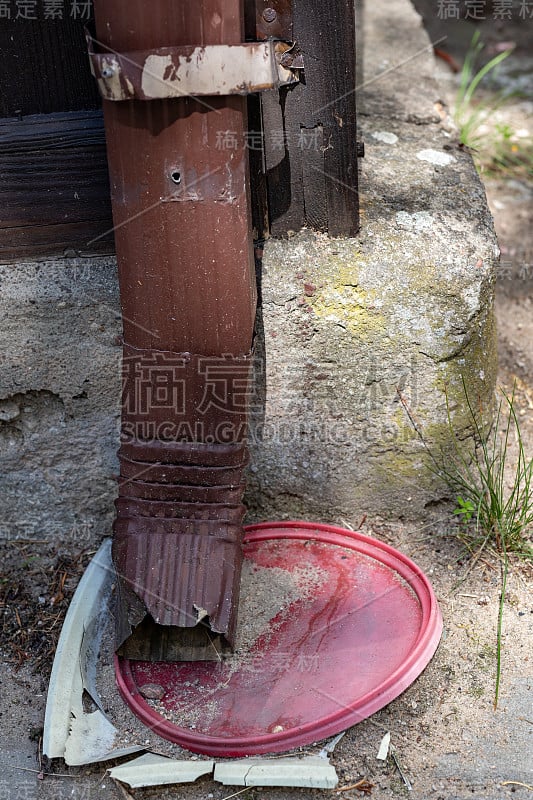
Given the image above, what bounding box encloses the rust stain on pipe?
[93,0,257,659]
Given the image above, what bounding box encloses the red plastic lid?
[115,522,442,756]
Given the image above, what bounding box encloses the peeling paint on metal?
[141,46,277,97]
[91,43,281,101]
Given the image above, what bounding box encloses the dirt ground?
[1,7,532,800]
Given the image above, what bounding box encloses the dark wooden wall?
[0,17,99,117]
[0,1,359,262]
[0,12,114,261]
[0,111,113,260]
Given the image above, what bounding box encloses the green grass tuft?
[453,33,533,179]
[441,379,533,562]
[436,378,532,708]
[401,376,533,708]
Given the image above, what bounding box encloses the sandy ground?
[1,7,533,800]
[1,515,531,800]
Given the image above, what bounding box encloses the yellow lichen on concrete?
[306,259,387,340]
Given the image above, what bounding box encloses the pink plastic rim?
[115,521,443,756]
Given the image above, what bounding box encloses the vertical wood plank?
[267,0,359,237]
[301,125,327,231]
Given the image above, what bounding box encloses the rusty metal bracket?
[87,33,299,100]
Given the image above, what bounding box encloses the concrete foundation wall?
[245,0,498,521]
[0,0,498,540]
[0,259,121,541]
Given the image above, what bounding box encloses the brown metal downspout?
[92,1,257,659]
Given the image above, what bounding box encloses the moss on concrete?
[434,305,498,432]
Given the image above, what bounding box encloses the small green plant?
[400,377,533,708]
[441,380,533,562]
[487,123,533,178]
[453,495,476,525]
[454,32,512,151]
[437,378,532,708]
[453,33,533,177]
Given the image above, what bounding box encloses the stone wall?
[0,259,121,541]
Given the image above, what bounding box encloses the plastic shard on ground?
[213,757,339,788]
[318,730,346,759]
[377,731,391,760]
[108,753,215,787]
[43,539,143,765]
[107,754,337,790]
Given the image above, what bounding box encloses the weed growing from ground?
[454,33,533,179]
[401,377,533,707]
[439,381,532,706]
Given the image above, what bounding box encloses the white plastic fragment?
[377,731,391,760]
[108,754,214,788]
[43,539,143,765]
[318,730,347,759]
[213,756,338,789]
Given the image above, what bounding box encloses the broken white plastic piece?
[377,731,391,761]
[318,730,346,759]
[43,539,143,765]
[214,756,338,789]
[108,754,214,788]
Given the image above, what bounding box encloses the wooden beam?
[265,0,360,237]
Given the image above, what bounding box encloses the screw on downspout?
[262,7,277,23]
